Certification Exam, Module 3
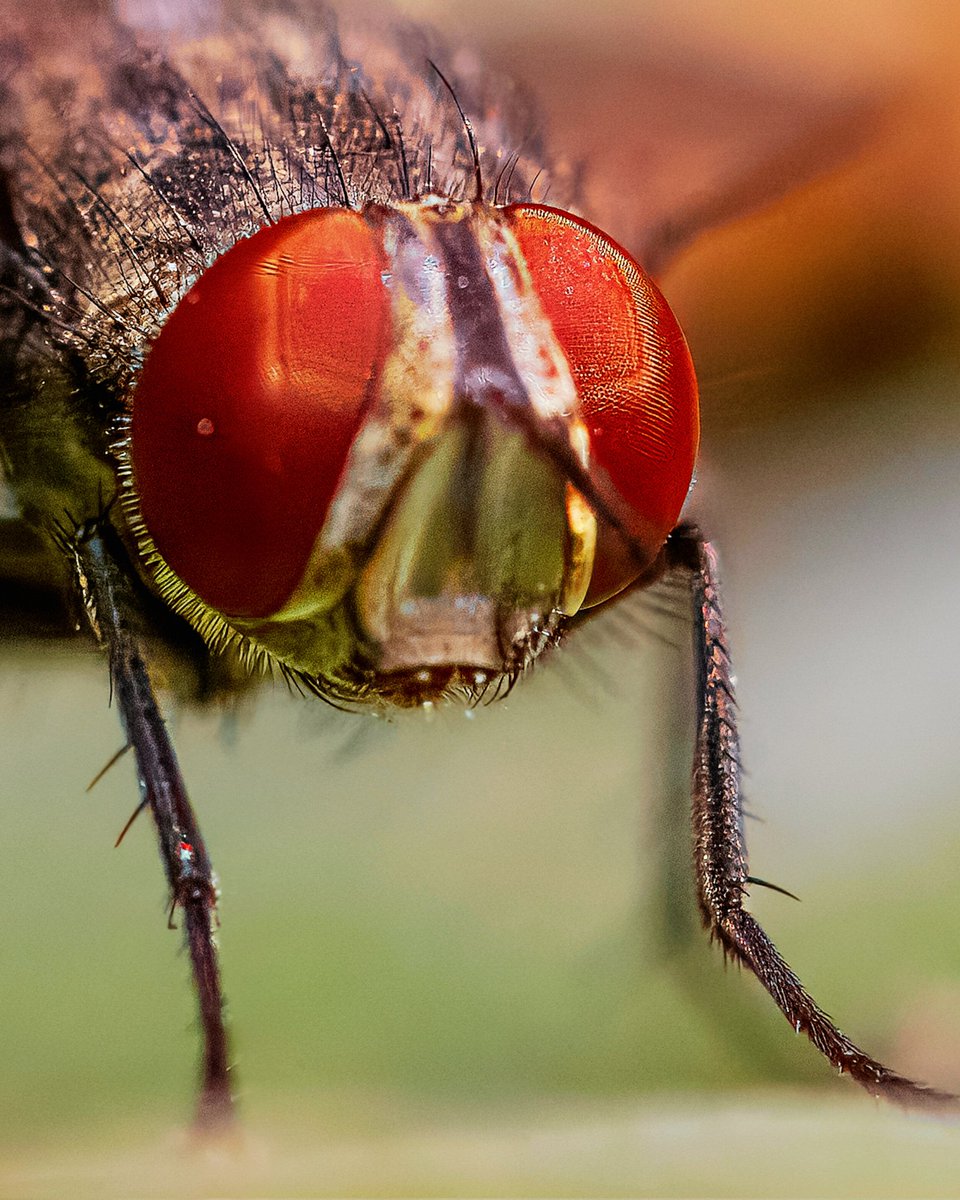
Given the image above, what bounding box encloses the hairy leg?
[63,516,234,1129]
[666,523,954,1110]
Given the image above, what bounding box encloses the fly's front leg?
[64,515,234,1130]
[665,522,955,1110]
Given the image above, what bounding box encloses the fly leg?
[63,514,234,1130]
[665,522,955,1110]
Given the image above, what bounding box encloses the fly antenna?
[428,59,483,203]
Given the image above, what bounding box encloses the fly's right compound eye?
[505,203,700,605]
[128,208,390,620]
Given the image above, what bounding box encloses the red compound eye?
[506,203,699,606]
[129,208,389,618]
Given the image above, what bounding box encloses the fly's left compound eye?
[505,203,699,605]
[129,208,389,619]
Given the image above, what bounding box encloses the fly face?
[120,195,696,703]
[0,0,953,1135]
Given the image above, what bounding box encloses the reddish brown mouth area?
[361,663,506,707]
[327,605,563,708]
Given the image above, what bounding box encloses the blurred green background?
[3,0,960,1196]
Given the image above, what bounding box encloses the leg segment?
[67,516,234,1129]
[666,523,954,1109]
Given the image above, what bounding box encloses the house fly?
[0,0,953,1129]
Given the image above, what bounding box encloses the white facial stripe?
[474,214,586,456]
[317,208,457,552]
